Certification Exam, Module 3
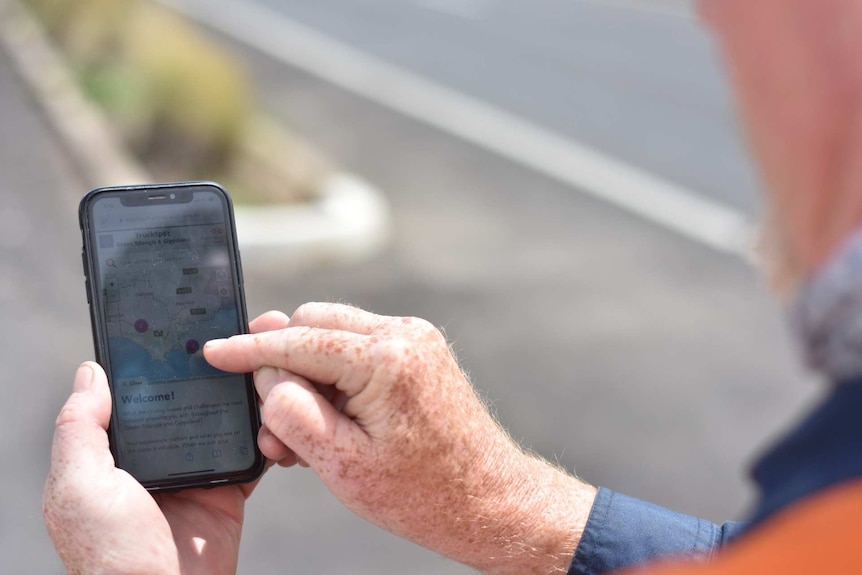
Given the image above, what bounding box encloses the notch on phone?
[120,188,193,206]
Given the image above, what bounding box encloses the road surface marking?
[576,0,695,20]
[161,0,754,258]
[413,0,496,20]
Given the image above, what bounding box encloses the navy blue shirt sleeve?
[568,488,746,575]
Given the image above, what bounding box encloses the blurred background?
[1,0,820,573]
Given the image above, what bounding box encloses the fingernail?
[255,366,280,386]
[73,363,95,392]
[204,339,226,352]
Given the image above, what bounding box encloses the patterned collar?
[792,229,862,382]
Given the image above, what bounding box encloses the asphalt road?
[211,2,817,573]
[0,42,91,574]
[246,0,760,215]
[213,2,817,573]
[1,2,821,574]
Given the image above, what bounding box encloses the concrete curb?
[0,0,391,269]
[235,174,391,269]
[0,0,149,185]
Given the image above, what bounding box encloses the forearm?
[207,307,599,574]
[475,451,597,575]
[420,435,597,575]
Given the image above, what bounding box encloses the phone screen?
[80,183,263,489]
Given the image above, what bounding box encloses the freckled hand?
[204,302,596,575]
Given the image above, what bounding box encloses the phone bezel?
[79,181,265,491]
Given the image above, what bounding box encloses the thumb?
[256,367,364,474]
[50,362,115,476]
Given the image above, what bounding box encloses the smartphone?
[79,181,265,491]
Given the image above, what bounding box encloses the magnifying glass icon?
[106,259,116,268]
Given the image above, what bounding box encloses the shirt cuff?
[568,488,745,575]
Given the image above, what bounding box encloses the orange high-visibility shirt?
[620,479,862,574]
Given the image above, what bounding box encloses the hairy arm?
[206,303,597,574]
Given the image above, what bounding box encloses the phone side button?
[81,250,91,303]
[237,250,245,286]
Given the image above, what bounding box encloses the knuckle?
[391,315,446,345]
[261,384,300,439]
[54,394,86,428]
[289,302,318,326]
[249,330,291,365]
[374,336,412,368]
[372,335,430,387]
[291,325,316,342]
[244,332,267,362]
[409,316,448,346]
[400,315,435,334]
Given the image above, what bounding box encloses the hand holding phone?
[79,181,264,490]
[43,361,254,574]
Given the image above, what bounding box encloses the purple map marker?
[186,339,200,354]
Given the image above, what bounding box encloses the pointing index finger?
[204,327,372,393]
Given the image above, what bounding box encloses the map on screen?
[99,223,238,384]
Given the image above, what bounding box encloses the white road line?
[161,0,754,258]
[413,0,495,21]
[575,0,695,20]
